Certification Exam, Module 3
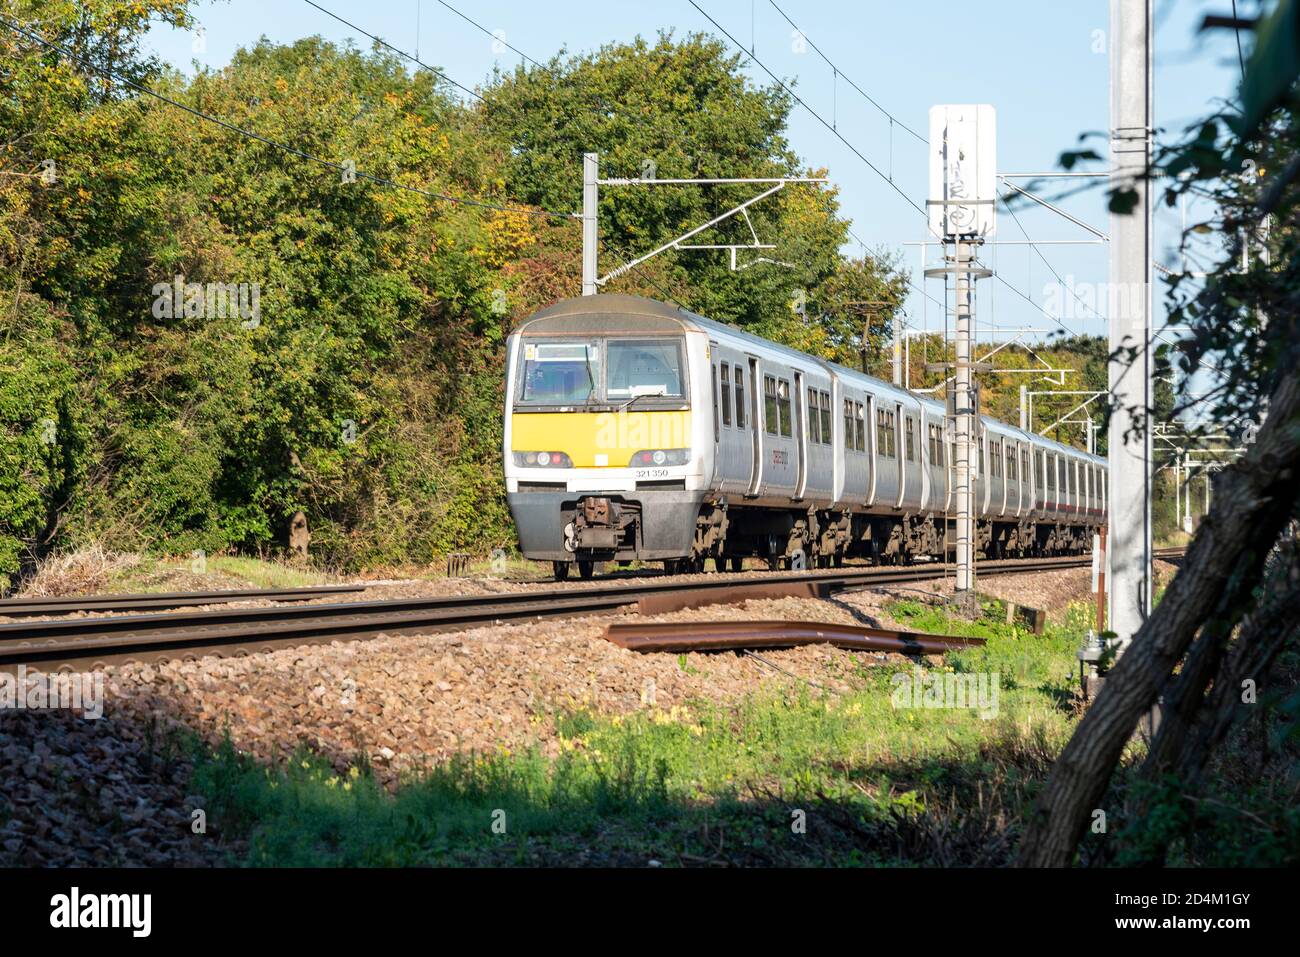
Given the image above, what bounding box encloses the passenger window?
[855,403,866,452]
[819,392,832,445]
[928,424,944,466]
[777,379,792,438]
[734,366,746,429]
[844,399,856,451]
[807,387,820,444]
[905,417,915,461]
[764,375,778,436]
[720,365,732,427]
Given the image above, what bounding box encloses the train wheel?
[577,560,595,579]
[833,553,844,568]
[714,556,728,573]
[552,561,570,581]
[730,556,744,572]
[766,555,781,572]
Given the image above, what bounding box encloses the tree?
[1017,1,1300,866]
[479,33,901,348]
[0,11,910,584]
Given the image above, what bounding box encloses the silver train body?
[504,294,1106,576]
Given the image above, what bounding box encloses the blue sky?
[139,0,1248,347]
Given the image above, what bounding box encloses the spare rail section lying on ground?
[603,620,986,655]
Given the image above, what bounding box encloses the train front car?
[503,295,713,579]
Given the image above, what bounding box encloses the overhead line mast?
[1107,0,1155,654]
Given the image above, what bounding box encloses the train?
[503,294,1107,579]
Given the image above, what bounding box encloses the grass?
[12,548,338,597]
[194,555,334,589]
[190,597,1098,866]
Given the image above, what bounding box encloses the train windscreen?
[518,341,599,404]
[605,339,685,399]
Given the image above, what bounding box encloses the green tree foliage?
[0,8,911,583]
[481,33,906,346]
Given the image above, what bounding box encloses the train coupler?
[565,496,638,553]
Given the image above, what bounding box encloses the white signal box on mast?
[928,104,997,239]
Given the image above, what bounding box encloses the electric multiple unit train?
[504,294,1106,579]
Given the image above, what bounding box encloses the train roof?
[516,294,1104,466]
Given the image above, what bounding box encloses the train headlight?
[513,451,573,468]
[629,449,690,467]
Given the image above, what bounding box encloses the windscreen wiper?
[614,388,667,413]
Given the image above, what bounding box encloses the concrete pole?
[905,332,911,391]
[1020,384,1028,431]
[1173,452,1181,534]
[892,309,903,386]
[582,152,599,296]
[954,239,976,594]
[1107,0,1154,649]
[1184,462,1193,529]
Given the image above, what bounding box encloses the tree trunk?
[1118,530,1300,864]
[1016,371,1300,866]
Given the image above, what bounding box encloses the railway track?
[0,584,365,617]
[0,550,1185,673]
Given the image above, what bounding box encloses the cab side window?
[734,365,746,429]
[764,375,778,436]
[720,364,732,427]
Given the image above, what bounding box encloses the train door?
[1086,462,1093,520]
[1015,441,1024,517]
[999,436,1008,517]
[919,409,930,512]
[746,356,762,497]
[794,370,808,500]
[894,400,906,509]
[976,428,985,516]
[944,420,954,513]
[711,345,746,495]
[866,393,878,507]
[710,343,721,484]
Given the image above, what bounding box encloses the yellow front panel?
[511,411,692,467]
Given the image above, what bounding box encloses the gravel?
[0,560,1114,866]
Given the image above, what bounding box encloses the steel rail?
[0,585,365,617]
[604,620,987,655]
[0,554,1098,639]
